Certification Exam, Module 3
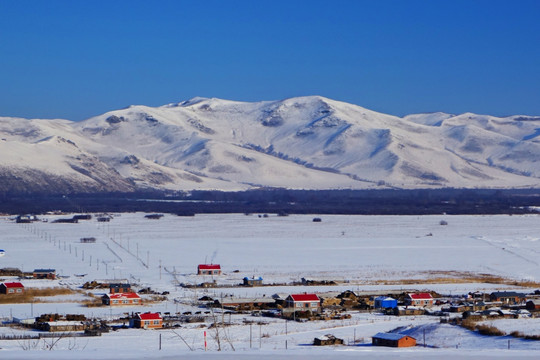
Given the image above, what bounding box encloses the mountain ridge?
[1,96,540,194]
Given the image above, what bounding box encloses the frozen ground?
[1,213,539,358]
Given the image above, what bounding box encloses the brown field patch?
[0,287,80,304]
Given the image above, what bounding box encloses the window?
[123,300,129,304]
[296,303,302,308]
[311,302,318,307]
[16,289,22,293]
[133,299,139,303]
[8,289,14,293]
[153,320,160,325]
[113,300,119,304]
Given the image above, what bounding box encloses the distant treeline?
[1,188,540,215]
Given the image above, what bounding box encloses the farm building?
[374,296,397,309]
[372,333,417,347]
[130,312,163,329]
[285,293,321,313]
[0,282,24,294]
[109,283,132,294]
[313,334,344,346]
[102,292,141,306]
[218,297,276,311]
[405,293,434,307]
[197,264,221,275]
[33,269,56,279]
[489,291,527,304]
[243,276,263,286]
[40,321,86,332]
[526,299,540,311]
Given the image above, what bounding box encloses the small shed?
[314,334,344,346]
[374,296,397,309]
[0,282,24,294]
[372,333,416,347]
[33,269,56,280]
[243,277,263,286]
[526,299,540,311]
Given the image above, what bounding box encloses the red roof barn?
[0,282,24,295]
[130,312,163,329]
[197,264,221,275]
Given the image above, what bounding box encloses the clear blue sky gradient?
[1,0,539,120]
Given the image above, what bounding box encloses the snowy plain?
[1,212,540,359]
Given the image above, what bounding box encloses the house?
[489,291,527,304]
[405,293,434,307]
[130,312,163,329]
[102,292,141,306]
[526,299,540,311]
[0,282,24,294]
[243,277,263,286]
[285,293,321,313]
[374,296,398,309]
[197,264,221,275]
[109,283,132,294]
[33,269,56,280]
[372,333,417,347]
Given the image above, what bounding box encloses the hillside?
[1,96,540,194]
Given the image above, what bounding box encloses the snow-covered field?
[1,213,539,359]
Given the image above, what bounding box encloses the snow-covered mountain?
[1,96,540,194]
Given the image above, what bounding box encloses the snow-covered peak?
[2,96,540,193]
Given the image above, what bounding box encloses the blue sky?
[1,0,539,120]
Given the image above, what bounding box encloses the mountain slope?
[1,96,540,194]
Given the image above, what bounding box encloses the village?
[1,261,539,349]
[0,212,539,354]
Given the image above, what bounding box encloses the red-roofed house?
[102,292,141,306]
[130,312,163,329]
[406,293,434,307]
[0,282,24,295]
[197,264,221,275]
[285,293,321,313]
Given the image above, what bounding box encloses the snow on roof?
[198,264,221,270]
[1,282,24,288]
[408,292,433,300]
[137,313,161,320]
[46,321,83,326]
[290,293,320,302]
[105,292,140,299]
[373,332,414,341]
